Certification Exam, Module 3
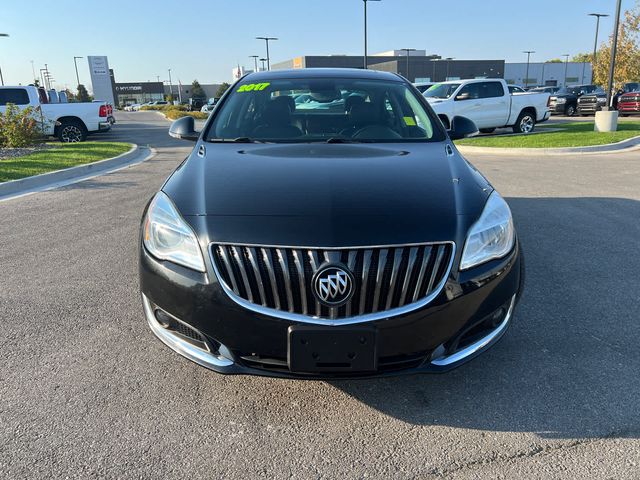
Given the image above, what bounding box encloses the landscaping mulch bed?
[0,143,58,161]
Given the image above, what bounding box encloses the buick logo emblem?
[313,265,355,307]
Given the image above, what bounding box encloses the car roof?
[241,68,404,82]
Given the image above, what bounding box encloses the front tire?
[565,104,576,117]
[57,120,87,142]
[512,111,535,134]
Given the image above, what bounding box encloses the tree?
[546,58,563,63]
[571,53,592,63]
[191,80,206,99]
[592,3,640,88]
[215,82,231,98]
[76,84,90,102]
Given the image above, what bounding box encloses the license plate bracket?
[288,326,377,373]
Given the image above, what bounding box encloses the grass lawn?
[0,142,132,182]
[455,121,640,148]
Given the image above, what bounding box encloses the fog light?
[154,309,175,329]
[489,307,506,328]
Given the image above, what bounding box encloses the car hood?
[162,142,490,247]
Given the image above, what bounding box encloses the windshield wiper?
[326,137,359,143]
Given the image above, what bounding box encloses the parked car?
[548,84,599,116]
[613,82,640,109]
[200,98,219,113]
[529,86,561,95]
[413,82,434,93]
[187,98,205,112]
[0,85,111,142]
[124,103,140,112]
[139,68,524,378]
[424,78,550,134]
[577,88,607,116]
[617,91,640,116]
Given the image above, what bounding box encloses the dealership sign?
[87,56,115,104]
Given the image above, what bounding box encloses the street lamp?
[259,58,267,71]
[562,54,570,87]
[73,56,83,87]
[0,33,8,86]
[363,0,381,69]
[445,57,455,80]
[605,0,622,110]
[523,51,535,88]
[168,68,173,100]
[249,55,259,72]
[589,13,609,83]
[39,69,47,89]
[256,37,278,70]
[401,48,416,81]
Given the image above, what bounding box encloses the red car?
[617,92,640,116]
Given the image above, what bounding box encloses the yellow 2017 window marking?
[403,116,417,126]
[237,82,271,92]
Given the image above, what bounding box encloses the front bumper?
[139,241,523,378]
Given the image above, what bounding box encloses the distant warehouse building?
[272,50,504,83]
[504,62,592,88]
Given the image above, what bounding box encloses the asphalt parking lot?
[1,111,638,479]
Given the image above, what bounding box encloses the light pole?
[168,68,173,101]
[445,57,455,80]
[605,0,622,110]
[589,13,609,83]
[562,54,570,87]
[249,55,259,72]
[256,37,277,70]
[363,0,381,69]
[73,56,83,87]
[156,75,160,83]
[259,58,267,71]
[0,33,8,86]
[401,48,416,81]
[523,51,535,88]
[39,69,47,89]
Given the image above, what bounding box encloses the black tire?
[479,128,496,134]
[564,104,576,117]
[57,120,87,142]
[512,110,536,134]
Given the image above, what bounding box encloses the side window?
[0,88,30,106]
[480,82,504,98]
[456,83,480,101]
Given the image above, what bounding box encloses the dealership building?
[504,62,593,88]
[272,50,504,83]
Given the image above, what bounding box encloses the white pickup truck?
[423,79,550,134]
[0,86,111,142]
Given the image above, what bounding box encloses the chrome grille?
[210,243,454,321]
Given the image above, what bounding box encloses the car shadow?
[328,197,640,440]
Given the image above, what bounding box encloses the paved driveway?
[1,112,638,479]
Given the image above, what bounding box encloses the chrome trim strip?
[276,249,294,312]
[344,250,358,317]
[430,295,516,367]
[208,242,456,326]
[385,249,404,310]
[230,246,253,303]
[142,294,234,368]
[412,246,432,302]
[291,249,308,315]
[246,247,267,306]
[261,248,281,310]
[371,248,388,313]
[398,246,419,306]
[426,245,445,293]
[212,240,453,250]
[359,249,373,314]
[218,246,240,294]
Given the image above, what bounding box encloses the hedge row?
[165,110,209,120]
[140,105,188,112]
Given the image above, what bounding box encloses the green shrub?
[140,104,187,112]
[0,104,45,148]
[165,110,209,120]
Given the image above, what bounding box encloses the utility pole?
[73,56,83,87]
[363,0,381,69]
[168,68,173,101]
[256,37,278,70]
[259,58,267,71]
[523,51,535,88]
[401,48,416,81]
[605,0,622,109]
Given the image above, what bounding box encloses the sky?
[0,0,636,90]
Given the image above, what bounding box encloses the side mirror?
[448,115,478,140]
[455,92,471,101]
[169,116,199,141]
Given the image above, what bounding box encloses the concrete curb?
[456,134,640,156]
[0,144,154,202]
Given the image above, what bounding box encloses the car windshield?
[423,83,461,99]
[556,87,580,95]
[205,77,443,143]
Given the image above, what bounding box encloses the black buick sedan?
[139,68,524,378]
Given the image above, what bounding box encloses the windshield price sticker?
[237,83,271,92]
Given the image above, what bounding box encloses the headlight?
[555,97,566,104]
[143,192,205,272]
[597,97,607,104]
[460,191,515,270]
